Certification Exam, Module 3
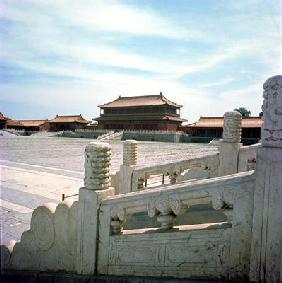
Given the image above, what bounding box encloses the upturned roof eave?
[49,120,89,124]
[98,102,181,108]
[98,94,181,108]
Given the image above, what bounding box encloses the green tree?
[234,107,251,117]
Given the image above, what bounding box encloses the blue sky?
[0,0,281,122]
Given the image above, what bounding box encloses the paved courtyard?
[0,135,218,244]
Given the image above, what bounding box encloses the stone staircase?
[97,131,123,141]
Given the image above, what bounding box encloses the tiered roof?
[99,94,182,108]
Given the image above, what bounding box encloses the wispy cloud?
[199,77,236,88]
[0,0,281,121]
[1,0,201,39]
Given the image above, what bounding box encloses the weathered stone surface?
[0,270,236,283]
[218,111,242,176]
[98,171,255,280]
[107,228,231,279]
[250,148,282,283]
[148,196,187,229]
[30,203,56,251]
[118,140,138,194]
[84,142,111,190]
[222,111,242,143]
[123,140,138,166]
[238,143,260,172]
[7,201,78,272]
[261,75,282,147]
[76,186,115,274]
[77,142,115,274]
[249,75,282,283]
[110,206,127,235]
[131,154,220,192]
[219,142,241,176]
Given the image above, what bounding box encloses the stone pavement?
[0,136,218,245]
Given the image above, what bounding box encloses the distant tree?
[234,107,251,117]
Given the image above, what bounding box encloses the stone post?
[218,111,242,176]
[250,75,282,283]
[76,142,114,274]
[118,140,138,194]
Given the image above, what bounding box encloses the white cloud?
[199,77,236,88]
[1,0,200,39]
[2,0,280,78]
[0,0,280,122]
[0,68,265,123]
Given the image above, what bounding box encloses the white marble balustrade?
[98,170,256,279]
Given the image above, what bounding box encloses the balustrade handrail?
[135,153,219,172]
[102,171,255,213]
[238,143,260,172]
[131,153,220,191]
[239,142,261,153]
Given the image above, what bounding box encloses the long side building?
[94,93,186,131]
[183,116,262,145]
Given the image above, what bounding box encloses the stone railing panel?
[3,201,78,272]
[238,143,260,172]
[131,153,219,191]
[97,171,255,279]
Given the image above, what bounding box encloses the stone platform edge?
[0,270,245,283]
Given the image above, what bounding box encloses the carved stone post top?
[263,75,282,90]
[222,111,242,143]
[123,139,138,166]
[85,142,111,153]
[224,111,242,119]
[261,75,282,147]
[147,196,187,217]
[84,142,111,190]
[124,139,138,145]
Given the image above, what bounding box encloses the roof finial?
[160,91,163,97]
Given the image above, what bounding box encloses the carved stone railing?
[1,201,79,272]
[117,109,258,194]
[131,153,219,191]
[238,143,261,172]
[123,129,184,134]
[2,75,281,283]
[250,75,282,283]
[97,171,255,280]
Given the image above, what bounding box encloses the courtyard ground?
[0,135,218,244]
